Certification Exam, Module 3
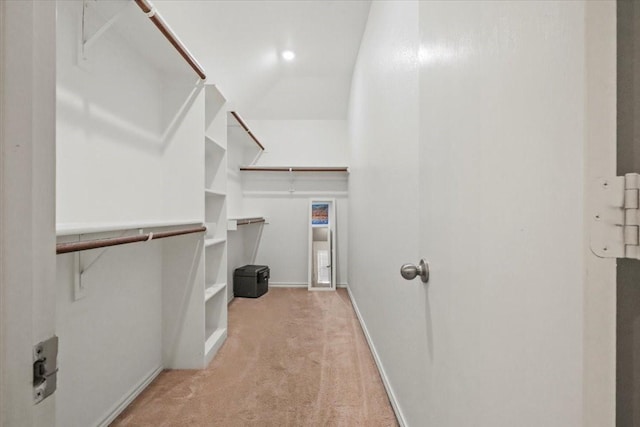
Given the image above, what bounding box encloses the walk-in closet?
[1,1,627,426]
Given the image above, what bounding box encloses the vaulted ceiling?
[155,0,371,120]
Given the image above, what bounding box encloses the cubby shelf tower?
[161,84,229,369]
[203,84,229,365]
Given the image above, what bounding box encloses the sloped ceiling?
[155,0,371,120]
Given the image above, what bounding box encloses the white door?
[416,2,615,426]
[1,1,57,425]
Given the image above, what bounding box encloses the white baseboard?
[269,282,349,289]
[269,282,307,288]
[346,286,407,427]
[98,365,163,427]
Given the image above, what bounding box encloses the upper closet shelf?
[205,189,226,196]
[228,112,265,151]
[227,217,267,231]
[82,0,205,80]
[205,135,225,152]
[239,166,349,173]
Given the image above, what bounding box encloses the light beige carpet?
[113,288,397,426]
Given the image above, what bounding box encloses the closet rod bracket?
[73,228,145,301]
[288,167,295,193]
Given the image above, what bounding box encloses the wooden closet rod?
[236,218,266,226]
[230,111,265,150]
[134,0,207,80]
[56,225,206,254]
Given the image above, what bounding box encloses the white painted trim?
[98,365,163,427]
[0,1,6,422]
[346,286,407,427]
[204,328,228,366]
[584,3,617,425]
[243,191,348,198]
[268,282,348,289]
[269,282,307,288]
[2,2,56,423]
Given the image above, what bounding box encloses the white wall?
[242,193,348,286]
[56,1,203,228]
[347,2,420,424]
[248,120,348,166]
[348,1,614,426]
[231,119,349,287]
[55,2,204,425]
[56,241,163,427]
[226,124,257,300]
[1,1,57,424]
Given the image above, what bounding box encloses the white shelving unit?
[205,283,226,302]
[162,84,229,370]
[203,83,229,365]
[204,189,226,196]
[205,135,225,151]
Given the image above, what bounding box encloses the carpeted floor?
[112,288,398,426]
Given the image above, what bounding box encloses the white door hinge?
[591,173,640,259]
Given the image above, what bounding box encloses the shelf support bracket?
[288,167,295,193]
[73,229,142,300]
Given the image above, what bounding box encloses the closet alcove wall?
[54,2,219,426]
[228,120,350,289]
[226,113,266,301]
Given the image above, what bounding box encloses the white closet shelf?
[204,189,226,196]
[239,166,349,173]
[243,191,348,198]
[227,217,267,231]
[205,328,227,357]
[205,135,226,151]
[205,283,226,302]
[56,219,203,237]
[204,237,226,247]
